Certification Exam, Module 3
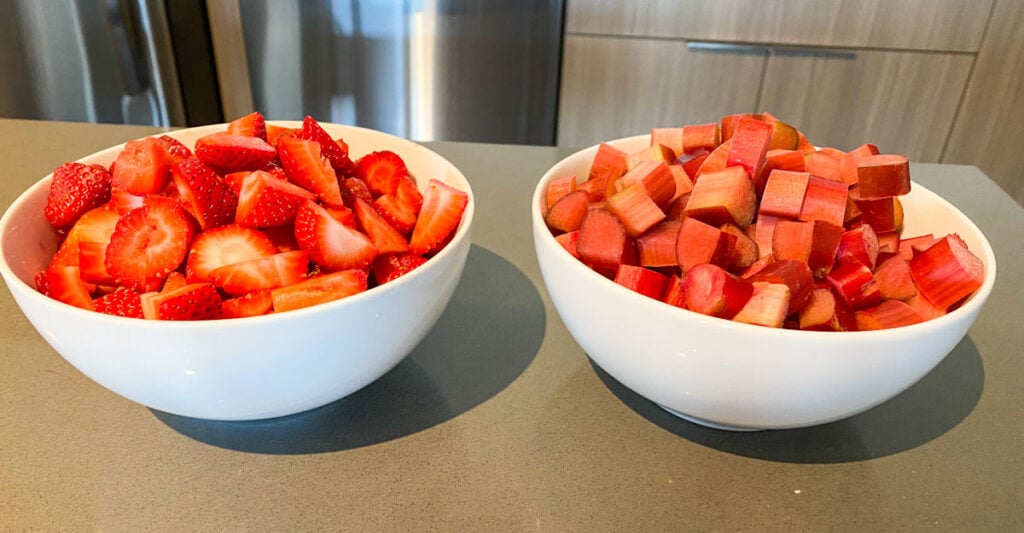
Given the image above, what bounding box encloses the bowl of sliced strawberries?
[533,113,995,430]
[0,114,473,420]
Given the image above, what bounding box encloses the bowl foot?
[657,404,763,432]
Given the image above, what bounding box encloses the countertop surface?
[1,119,1022,531]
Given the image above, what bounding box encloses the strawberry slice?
[171,158,239,230]
[353,198,409,254]
[277,137,344,206]
[209,250,310,296]
[43,265,94,310]
[340,176,374,207]
[78,241,115,285]
[226,111,268,141]
[140,282,222,321]
[185,224,276,283]
[355,150,410,197]
[93,286,143,318]
[372,253,428,284]
[45,162,112,229]
[295,115,355,172]
[270,270,368,312]
[194,132,277,174]
[157,135,193,162]
[161,271,188,293]
[235,170,317,228]
[104,200,195,292]
[49,206,120,268]
[293,200,378,271]
[221,289,274,318]
[112,136,173,195]
[408,179,468,255]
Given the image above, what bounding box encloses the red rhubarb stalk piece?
[856,196,904,233]
[899,234,936,260]
[839,143,880,185]
[577,208,637,276]
[733,281,791,328]
[680,150,710,179]
[749,259,813,314]
[676,217,733,272]
[626,144,676,171]
[720,223,759,273]
[606,182,666,237]
[544,190,591,234]
[750,214,781,258]
[554,231,581,259]
[585,143,629,201]
[807,220,844,276]
[681,123,721,153]
[662,276,686,308]
[636,220,682,268]
[725,117,773,181]
[693,138,732,181]
[545,174,578,211]
[756,149,806,194]
[826,261,881,310]
[615,160,676,207]
[856,155,911,199]
[759,170,810,219]
[614,264,670,300]
[683,166,756,228]
[682,263,754,319]
[874,254,919,301]
[667,164,694,202]
[771,220,814,264]
[651,128,684,157]
[836,224,880,270]
[805,149,843,183]
[798,175,849,227]
[855,299,925,330]
[908,234,984,311]
[719,113,760,142]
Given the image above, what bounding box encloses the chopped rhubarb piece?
[899,234,938,260]
[725,117,773,181]
[682,263,754,319]
[626,144,676,171]
[750,214,781,258]
[909,234,984,311]
[874,254,918,301]
[554,231,581,259]
[615,160,676,207]
[844,193,863,227]
[651,128,684,157]
[876,231,900,254]
[906,293,946,320]
[805,150,843,183]
[636,220,682,268]
[764,117,799,151]
[772,220,813,264]
[757,149,806,194]
[798,287,857,331]
[720,113,760,142]
[676,217,733,272]
[667,164,694,201]
[759,170,810,219]
[733,281,791,328]
[856,155,911,199]
[808,220,844,276]
[662,276,686,308]
[680,150,710,178]
[749,259,813,314]
[544,190,591,234]
[614,264,670,300]
[798,175,848,227]
[839,143,880,185]
[585,143,628,201]
[855,300,925,330]
[683,166,756,228]
[577,208,636,276]
[740,255,775,279]
[856,196,904,233]
[826,261,881,310]
[606,182,665,237]
[694,138,732,181]
[836,224,880,269]
[681,123,721,152]
[720,223,759,273]
[665,193,690,220]
[545,174,578,211]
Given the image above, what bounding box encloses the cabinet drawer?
[759,49,972,161]
[567,0,992,53]
[557,35,764,148]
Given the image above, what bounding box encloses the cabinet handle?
[686,42,769,55]
[687,41,856,60]
[771,47,857,60]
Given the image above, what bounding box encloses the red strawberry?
[355,150,409,197]
[112,136,173,195]
[43,265,94,310]
[270,269,368,312]
[208,250,309,296]
[140,282,222,321]
[277,137,344,206]
[341,177,374,207]
[324,204,357,228]
[185,224,276,283]
[295,115,354,172]
[105,200,194,292]
[226,112,268,141]
[409,179,469,255]
[267,125,299,146]
[223,171,251,194]
[221,290,274,318]
[353,198,408,254]
[49,206,119,268]
[372,253,428,285]
[293,200,377,271]
[194,132,277,174]
[45,162,112,229]
[171,158,239,229]
[109,187,146,214]
[157,135,193,162]
[161,271,188,293]
[78,241,115,285]
[93,287,143,318]
[34,270,51,295]
[373,176,422,235]
[235,170,317,227]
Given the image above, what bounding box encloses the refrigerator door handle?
[104,0,149,96]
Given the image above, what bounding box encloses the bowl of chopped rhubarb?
[0,114,473,420]
[532,113,995,430]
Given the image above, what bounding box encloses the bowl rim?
[0,121,475,328]
[532,133,997,339]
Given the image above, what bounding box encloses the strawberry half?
[105,200,195,292]
[93,287,143,318]
[112,136,173,195]
[270,269,368,312]
[141,282,222,321]
[209,250,310,296]
[157,135,193,162]
[293,200,377,271]
[185,224,276,283]
[408,179,468,255]
[353,198,409,254]
[355,150,409,197]
[235,170,316,228]
[194,132,277,174]
[49,206,119,269]
[373,176,423,236]
[226,111,268,141]
[171,158,239,230]
[45,162,112,229]
[295,115,354,172]
[372,253,428,285]
[221,290,274,318]
[277,137,344,206]
[43,265,94,310]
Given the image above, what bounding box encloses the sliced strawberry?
[267,125,299,146]
[45,162,112,229]
[372,253,428,285]
[355,150,410,197]
[78,241,115,285]
[374,194,418,235]
[293,200,378,271]
[185,224,276,283]
[49,206,120,268]
[141,282,222,321]
[93,286,143,318]
[109,187,146,214]
[324,204,358,228]
[235,170,317,228]
[341,176,374,207]
[43,265,93,310]
[112,136,173,195]
[105,201,195,292]
[295,115,355,172]
[408,179,469,255]
[157,135,193,162]
[277,136,344,206]
[226,111,268,140]
[221,289,274,318]
[34,270,51,296]
[353,197,409,254]
[162,271,188,293]
[270,269,368,312]
[209,250,310,296]
[171,158,239,230]
[194,132,277,174]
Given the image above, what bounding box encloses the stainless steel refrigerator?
[0,0,564,145]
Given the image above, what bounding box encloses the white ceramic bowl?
[0,122,473,421]
[533,135,996,430]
